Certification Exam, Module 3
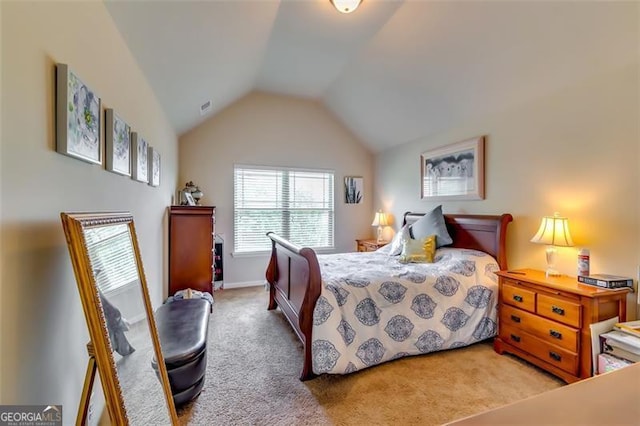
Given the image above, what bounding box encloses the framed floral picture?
[420,136,485,200]
[130,132,148,183]
[148,146,160,187]
[56,63,102,164]
[105,109,131,176]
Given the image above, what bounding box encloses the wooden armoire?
[168,205,216,296]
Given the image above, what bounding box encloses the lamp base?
[376,226,384,244]
[545,246,560,277]
[545,268,561,278]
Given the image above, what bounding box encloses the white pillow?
[410,205,453,248]
[387,225,410,256]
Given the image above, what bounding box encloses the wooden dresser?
[168,206,216,296]
[494,269,629,383]
[356,238,388,252]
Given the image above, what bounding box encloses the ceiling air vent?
[200,100,212,116]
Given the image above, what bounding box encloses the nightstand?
[494,269,630,383]
[355,239,388,252]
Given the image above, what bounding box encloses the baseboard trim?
[222,280,265,289]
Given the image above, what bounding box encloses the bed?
[265,212,513,380]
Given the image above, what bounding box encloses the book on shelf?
[600,330,640,354]
[597,352,633,374]
[602,341,640,363]
[614,320,640,338]
[577,273,634,289]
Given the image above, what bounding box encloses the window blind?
[84,225,139,294]
[234,165,334,253]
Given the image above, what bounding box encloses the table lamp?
[371,210,389,244]
[530,212,574,277]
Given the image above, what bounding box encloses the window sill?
[232,247,336,258]
[231,250,270,258]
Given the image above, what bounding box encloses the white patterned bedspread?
[311,248,499,375]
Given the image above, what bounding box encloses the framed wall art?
[148,146,160,187]
[344,176,363,204]
[420,136,485,200]
[105,109,131,176]
[130,132,149,183]
[56,63,102,164]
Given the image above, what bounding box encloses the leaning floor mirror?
[61,212,177,425]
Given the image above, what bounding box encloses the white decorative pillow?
[410,205,453,248]
[387,225,410,256]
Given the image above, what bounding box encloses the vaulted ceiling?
[105,1,637,152]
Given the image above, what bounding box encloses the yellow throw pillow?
[399,235,436,263]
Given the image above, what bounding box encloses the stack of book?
[598,320,640,373]
[577,273,634,290]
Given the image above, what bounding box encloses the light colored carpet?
[177,287,564,425]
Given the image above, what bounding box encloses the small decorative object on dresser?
[494,269,631,383]
[180,181,203,205]
[355,238,387,252]
[183,192,196,206]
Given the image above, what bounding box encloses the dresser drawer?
[500,305,578,352]
[502,281,536,313]
[537,294,581,328]
[500,323,578,375]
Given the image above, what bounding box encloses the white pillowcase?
[387,225,410,256]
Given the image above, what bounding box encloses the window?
[234,165,334,253]
[84,224,139,294]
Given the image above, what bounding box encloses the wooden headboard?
[403,212,513,270]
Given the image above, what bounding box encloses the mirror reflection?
[83,223,172,425]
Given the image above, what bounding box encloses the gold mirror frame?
[61,212,177,425]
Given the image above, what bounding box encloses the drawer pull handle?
[510,315,521,323]
[549,330,562,339]
[551,305,565,316]
[510,334,521,343]
[549,351,562,362]
[513,295,523,303]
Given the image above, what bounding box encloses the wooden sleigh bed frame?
[265,212,513,380]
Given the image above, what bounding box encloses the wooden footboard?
[265,212,513,380]
[265,232,320,380]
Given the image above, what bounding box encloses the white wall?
[376,62,639,317]
[179,91,374,285]
[0,1,178,419]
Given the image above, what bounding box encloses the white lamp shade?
[330,0,362,14]
[530,213,574,247]
[371,211,389,227]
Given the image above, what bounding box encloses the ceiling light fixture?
[330,0,362,14]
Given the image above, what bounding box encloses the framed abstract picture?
[148,146,160,187]
[131,132,149,183]
[420,136,485,200]
[56,63,102,164]
[344,176,363,204]
[105,109,131,176]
